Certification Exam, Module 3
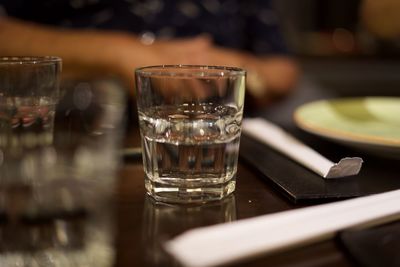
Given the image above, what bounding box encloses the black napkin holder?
[239,129,400,203]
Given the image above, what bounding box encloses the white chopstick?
[164,189,400,267]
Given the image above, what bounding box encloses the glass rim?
[0,56,62,65]
[135,64,246,77]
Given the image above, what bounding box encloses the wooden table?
[114,131,355,267]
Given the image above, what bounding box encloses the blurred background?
[248,0,400,126]
[1,0,399,103]
[275,0,400,97]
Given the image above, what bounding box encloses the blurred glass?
[0,73,125,266]
[0,56,61,217]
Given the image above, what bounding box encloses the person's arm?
[0,17,298,103]
[0,17,211,96]
[0,17,135,80]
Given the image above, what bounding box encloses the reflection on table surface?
[142,195,236,266]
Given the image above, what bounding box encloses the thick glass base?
[144,176,236,204]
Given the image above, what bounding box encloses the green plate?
[294,97,400,158]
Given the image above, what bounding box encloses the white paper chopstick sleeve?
[241,118,363,178]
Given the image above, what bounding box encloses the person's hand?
[148,36,213,64]
[115,35,213,96]
[190,46,299,107]
[246,56,299,107]
[113,34,298,106]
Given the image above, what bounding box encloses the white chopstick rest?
[241,118,363,178]
[164,189,400,267]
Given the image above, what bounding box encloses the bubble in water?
[192,120,220,141]
[163,114,189,142]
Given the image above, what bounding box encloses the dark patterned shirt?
[0,0,288,55]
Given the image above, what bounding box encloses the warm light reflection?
[332,28,356,53]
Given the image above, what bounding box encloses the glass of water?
[0,57,124,266]
[0,56,61,195]
[135,65,246,203]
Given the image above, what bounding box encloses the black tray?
[239,128,400,203]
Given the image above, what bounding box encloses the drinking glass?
[0,56,61,197]
[0,56,125,266]
[135,65,246,203]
